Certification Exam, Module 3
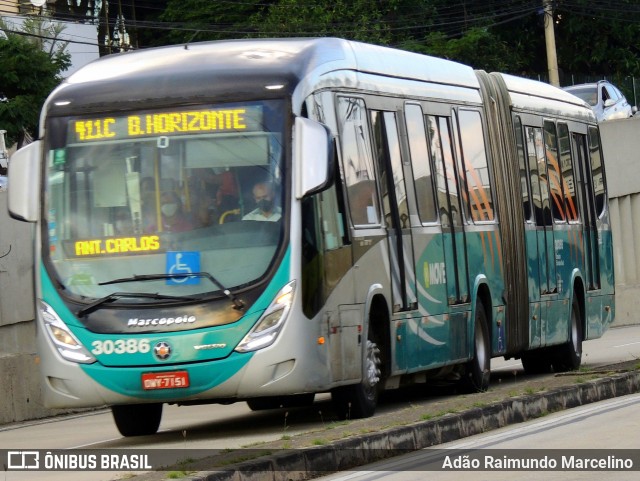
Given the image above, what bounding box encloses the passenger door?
[572,131,601,291]
[432,115,470,306]
[525,125,557,296]
[369,110,418,313]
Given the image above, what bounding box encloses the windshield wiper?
[77,291,194,318]
[98,272,245,311]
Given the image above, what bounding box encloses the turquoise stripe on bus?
[39,248,292,396]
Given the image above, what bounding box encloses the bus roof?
[46,38,479,115]
[497,72,594,120]
[44,37,593,123]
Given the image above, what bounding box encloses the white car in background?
[563,80,635,121]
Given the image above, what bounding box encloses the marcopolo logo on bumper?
[128,316,196,328]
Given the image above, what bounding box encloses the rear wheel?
[111,403,162,437]
[459,301,491,393]
[553,297,583,372]
[331,333,382,420]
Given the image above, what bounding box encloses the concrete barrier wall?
[0,117,638,425]
[601,117,640,327]
[0,190,55,424]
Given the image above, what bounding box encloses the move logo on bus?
[423,262,446,288]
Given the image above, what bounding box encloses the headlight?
[40,301,96,364]
[235,281,296,353]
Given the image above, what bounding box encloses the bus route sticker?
[166,251,200,285]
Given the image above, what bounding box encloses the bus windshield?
[44,99,286,301]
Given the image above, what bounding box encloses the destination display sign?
[69,105,264,143]
[71,235,161,257]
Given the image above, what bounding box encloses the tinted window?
[457,109,494,222]
[429,116,461,227]
[514,117,532,221]
[525,126,551,226]
[557,123,579,221]
[337,97,381,227]
[405,104,437,223]
[543,121,566,222]
[588,126,606,216]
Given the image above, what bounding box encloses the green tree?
[405,28,526,73]
[248,0,392,44]
[0,17,71,147]
[156,0,263,46]
[554,0,640,79]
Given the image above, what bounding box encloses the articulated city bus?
[8,38,614,436]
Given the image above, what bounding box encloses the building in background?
[1,0,99,77]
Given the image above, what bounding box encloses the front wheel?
[459,301,491,393]
[111,403,162,437]
[331,336,382,420]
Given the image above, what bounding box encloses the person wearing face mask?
[242,181,281,222]
[148,191,193,232]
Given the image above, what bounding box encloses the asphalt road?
[318,392,640,480]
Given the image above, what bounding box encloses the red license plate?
[142,371,190,390]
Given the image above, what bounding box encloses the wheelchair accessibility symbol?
[166,251,200,285]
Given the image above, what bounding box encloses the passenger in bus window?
[243,181,281,221]
[191,168,240,226]
[147,191,193,232]
[114,208,134,235]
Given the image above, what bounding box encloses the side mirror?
[8,140,41,222]
[603,99,615,108]
[294,117,334,199]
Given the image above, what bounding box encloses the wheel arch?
[364,285,391,380]
[571,270,586,340]
[472,277,493,353]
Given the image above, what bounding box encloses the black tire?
[246,393,315,411]
[521,348,553,374]
[553,297,583,372]
[459,301,491,393]
[111,403,162,437]
[331,334,382,420]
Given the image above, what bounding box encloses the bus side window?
[428,115,460,228]
[514,117,533,222]
[557,123,579,222]
[319,182,347,251]
[457,109,494,222]
[588,126,606,216]
[525,126,551,227]
[404,104,437,223]
[543,120,567,223]
[336,97,381,227]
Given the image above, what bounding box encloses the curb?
[185,370,640,481]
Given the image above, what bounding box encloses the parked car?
[563,80,635,121]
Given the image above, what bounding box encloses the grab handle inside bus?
[294,117,334,199]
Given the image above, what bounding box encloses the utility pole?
[543,0,560,87]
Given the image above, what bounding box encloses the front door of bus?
[370,110,418,313]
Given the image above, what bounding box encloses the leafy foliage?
[0,17,70,147]
[44,0,640,81]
